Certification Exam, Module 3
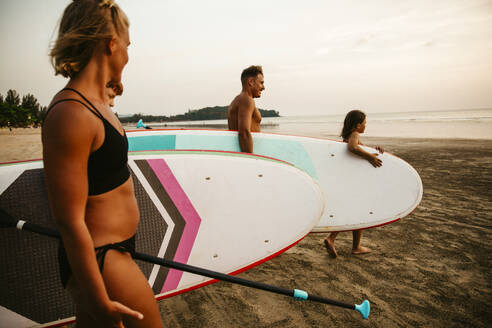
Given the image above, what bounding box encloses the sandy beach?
[0,128,490,327]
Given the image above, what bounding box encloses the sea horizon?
[128,108,492,140]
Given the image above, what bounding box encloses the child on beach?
[106,81,123,108]
[324,109,384,257]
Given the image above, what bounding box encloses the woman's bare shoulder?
[42,99,99,146]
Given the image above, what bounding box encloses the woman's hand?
[91,299,144,327]
[375,146,384,154]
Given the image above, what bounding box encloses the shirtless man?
[227,65,265,153]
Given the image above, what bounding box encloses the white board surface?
[127,129,423,232]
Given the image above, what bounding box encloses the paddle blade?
[355,300,370,319]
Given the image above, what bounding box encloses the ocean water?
[145,108,492,140]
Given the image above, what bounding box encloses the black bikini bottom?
[58,234,136,288]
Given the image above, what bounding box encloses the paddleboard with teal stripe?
[128,129,423,232]
[0,150,324,327]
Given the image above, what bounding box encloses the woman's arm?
[346,132,382,168]
[42,102,142,325]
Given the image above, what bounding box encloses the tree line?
[0,90,46,128]
[118,106,280,124]
[0,91,280,128]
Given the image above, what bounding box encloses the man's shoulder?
[236,93,254,107]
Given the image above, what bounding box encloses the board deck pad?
[0,151,324,326]
[128,129,423,232]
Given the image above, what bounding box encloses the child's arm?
[357,141,384,154]
[347,132,383,167]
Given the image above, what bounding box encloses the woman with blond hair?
[43,1,162,326]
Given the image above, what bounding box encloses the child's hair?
[340,109,366,140]
[49,0,129,78]
[106,81,123,96]
[241,65,263,85]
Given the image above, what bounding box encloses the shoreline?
[1,127,492,163]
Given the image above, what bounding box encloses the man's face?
[251,74,265,98]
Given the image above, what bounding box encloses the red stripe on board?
[0,158,42,165]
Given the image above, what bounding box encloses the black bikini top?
[45,88,130,195]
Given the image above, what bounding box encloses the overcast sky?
[1,0,491,116]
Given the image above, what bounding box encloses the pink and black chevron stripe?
[131,159,202,294]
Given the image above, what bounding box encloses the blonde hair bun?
[50,0,129,78]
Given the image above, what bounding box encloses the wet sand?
[0,129,490,327]
[0,128,43,162]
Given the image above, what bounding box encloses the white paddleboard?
[0,150,324,327]
[127,129,423,232]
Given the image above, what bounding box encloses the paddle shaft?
[2,212,355,311]
[134,251,354,309]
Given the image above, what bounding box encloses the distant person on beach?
[324,109,384,257]
[227,65,265,153]
[137,118,152,129]
[42,1,161,326]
